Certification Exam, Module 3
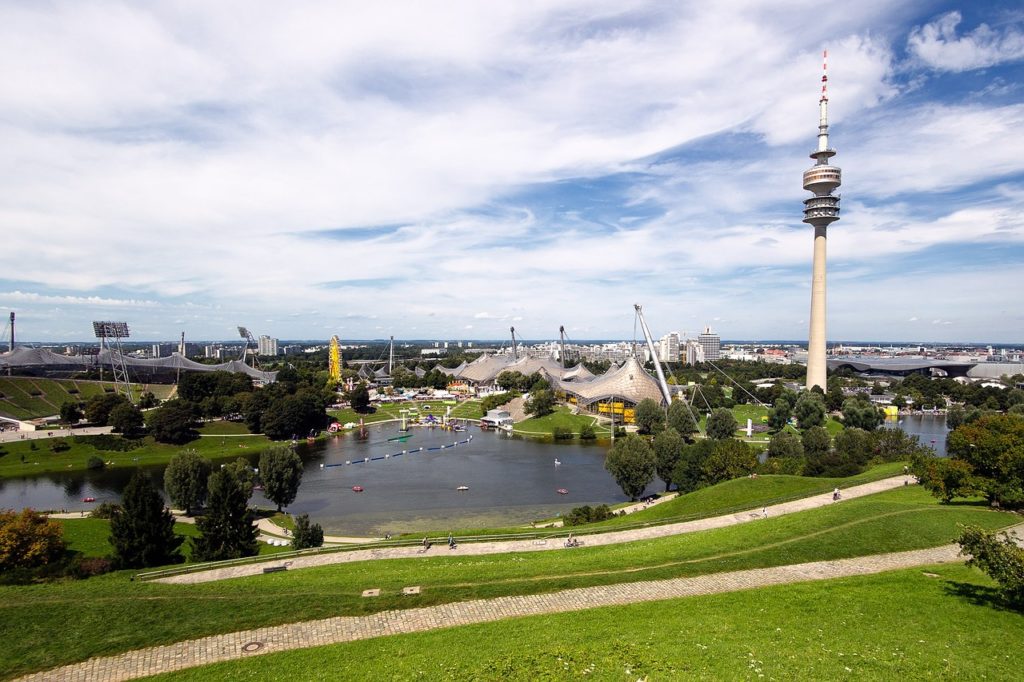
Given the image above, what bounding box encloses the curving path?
[17,539,1011,682]
[158,476,912,584]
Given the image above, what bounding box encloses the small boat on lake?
[557,488,569,495]
[456,485,469,491]
[352,485,364,493]
[82,497,96,503]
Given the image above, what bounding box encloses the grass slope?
[0,432,272,479]
[143,563,1024,681]
[1,486,1016,679]
[0,377,173,420]
[514,406,608,436]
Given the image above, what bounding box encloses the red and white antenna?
[821,49,829,101]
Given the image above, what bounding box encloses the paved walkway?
[0,425,113,443]
[158,476,911,584]
[16,541,993,682]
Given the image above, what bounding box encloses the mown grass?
[57,518,287,563]
[142,562,1024,681]
[514,406,608,436]
[1,485,1016,680]
[328,399,475,427]
[195,421,250,436]
[0,432,273,479]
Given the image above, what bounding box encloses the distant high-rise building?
[258,335,279,356]
[658,332,680,362]
[685,339,704,365]
[698,326,720,361]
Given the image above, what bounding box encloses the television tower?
[803,50,841,391]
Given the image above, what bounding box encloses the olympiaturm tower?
[803,50,841,391]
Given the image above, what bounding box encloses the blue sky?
[1,1,1022,343]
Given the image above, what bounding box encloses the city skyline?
[3,2,1023,343]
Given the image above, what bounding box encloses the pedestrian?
[762,507,767,518]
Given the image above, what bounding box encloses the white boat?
[456,485,469,491]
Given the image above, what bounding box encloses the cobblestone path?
[159,476,911,584]
[15,543,971,682]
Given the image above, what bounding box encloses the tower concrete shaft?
[803,50,840,391]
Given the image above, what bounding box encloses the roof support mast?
[633,304,673,406]
[510,326,519,361]
[559,325,567,369]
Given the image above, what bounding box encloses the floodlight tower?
[803,50,841,391]
[93,321,134,402]
[237,326,262,370]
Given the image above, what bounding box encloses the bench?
[262,565,288,574]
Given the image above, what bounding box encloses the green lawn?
[1,485,1015,679]
[514,406,607,436]
[0,377,174,420]
[328,399,475,427]
[196,420,251,436]
[0,433,273,479]
[143,563,1024,681]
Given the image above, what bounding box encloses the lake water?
[0,424,652,535]
[883,414,948,456]
[0,417,949,534]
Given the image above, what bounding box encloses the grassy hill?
[1,484,1016,679]
[0,377,175,420]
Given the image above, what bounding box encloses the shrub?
[74,557,113,578]
[564,504,615,526]
[90,502,121,519]
[551,426,573,440]
[86,456,105,470]
[579,423,597,440]
[957,525,1024,608]
[29,389,43,397]
[292,514,324,550]
[49,439,70,453]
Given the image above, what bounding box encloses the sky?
[2,1,1023,344]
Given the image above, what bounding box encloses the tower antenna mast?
[803,49,841,391]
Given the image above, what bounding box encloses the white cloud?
[908,11,1024,72]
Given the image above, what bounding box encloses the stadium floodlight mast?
[237,325,261,370]
[92,320,134,403]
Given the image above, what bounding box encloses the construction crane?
[633,304,673,406]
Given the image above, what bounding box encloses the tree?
[261,390,328,441]
[666,401,697,439]
[222,458,257,500]
[653,428,684,491]
[163,450,211,515]
[706,408,738,440]
[0,509,65,571]
[84,393,130,426]
[801,426,831,459]
[767,430,804,460]
[604,434,656,500]
[957,525,1024,608]
[946,413,1024,507]
[793,392,826,429]
[109,471,183,569]
[913,455,976,502]
[292,514,324,550]
[136,391,159,409]
[703,439,757,484]
[59,401,82,426]
[525,387,555,417]
[767,398,791,431]
[672,440,714,493]
[946,404,967,431]
[833,427,874,469]
[634,398,665,435]
[842,395,883,431]
[259,445,304,512]
[347,383,371,414]
[147,400,198,444]
[109,403,144,435]
[192,469,258,562]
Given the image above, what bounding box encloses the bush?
[90,502,121,519]
[564,504,615,526]
[551,426,573,440]
[86,456,105,470]
[579,423,597,440]
[73,556,113,578]
[480,392,515,415]
[49,439,70,453]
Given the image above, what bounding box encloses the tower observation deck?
[804,50,840,391]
